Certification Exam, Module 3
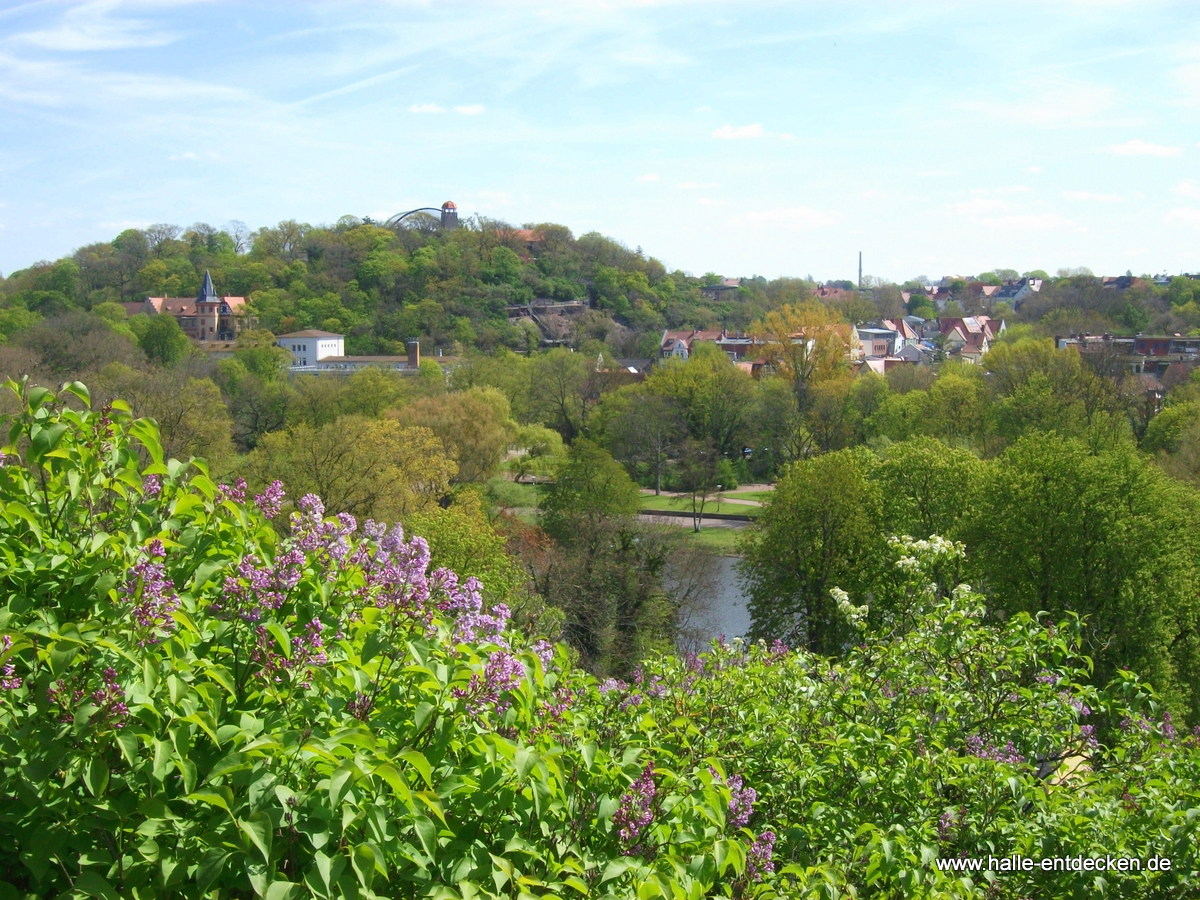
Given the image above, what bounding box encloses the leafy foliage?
[1,381,1199,899]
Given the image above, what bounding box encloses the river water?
[675,555,752,652]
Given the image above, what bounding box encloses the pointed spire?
[197,270,217,303]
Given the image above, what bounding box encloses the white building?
[277,330,345,367]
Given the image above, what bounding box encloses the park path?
[638,484,773,507]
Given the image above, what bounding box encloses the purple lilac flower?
[347,692,374,721]
[725,774,757,828]
[598,678,627,694]
[0,635,21,693]
[966,735,1025,764]
[49,667,128,727]
[252,618,328,688]
[254,480,286,518]
[1162,712,1177,740]
[937,810,956,843]
[142,474,162,498]
[444,573,510,646]
[532,640,554,669]
[1080,724,1098,748]
[453,651,525,719]
[121,540,180,646]
[613,764,657,847]
[746,830,776,881]
[218,477,247,504]
[1035,670,1057,685]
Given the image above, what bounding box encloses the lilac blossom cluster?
[141,474,162,499]
[212,550,304,623]
[254,480,286,518]
[725,774,757,828]
[613,764,657,850]
[937,807,965,843]
[48,666,128,727]
[746,830,776,881]
[1,635,21,693]
[290,495,360,565]
[452,650,524,719]
[709,768,757,828]
[120,539,180,646]
[965,734,1025,764]
[217,477,247,504]
[441,570,509,646]
[252,619,327,689]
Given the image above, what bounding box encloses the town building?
[131,271,252,341]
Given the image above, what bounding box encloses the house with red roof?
[132,271,252,342]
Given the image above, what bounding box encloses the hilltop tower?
[441,201,459,230]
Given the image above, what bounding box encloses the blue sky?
[2,0,1199,284]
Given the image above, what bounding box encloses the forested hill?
[0,216,827,358]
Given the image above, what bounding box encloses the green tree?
[965,434,1200,721]
[539,439,639,544]
[740,448,885,653]
[137,313,192,367]
[398,386,517,485]
[872,437,984,540]
[245,416,456,522]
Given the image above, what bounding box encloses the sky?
[2,0,1200,285]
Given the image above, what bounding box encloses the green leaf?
[264,881,299,900]
[62,382,91,407]
[413,815,438,859]
[186,790,233,815]
[73,871,120,900]
[239,812,274,864]
[29,422,68,455]
[265,623,292,659]
[514,746,538,780]
[373,763,413,805]
[83,757,109,797]
[329,763,358,807]
[400,749,434,789]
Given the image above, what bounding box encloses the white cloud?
[982,213,1080,230]
[1026,165,1044,175]
[1062,190,1125,202]
[409,103,445,113]
[1167,207,1200,225]
[957,78,1117,127]
[12,1,178,52]
[947,197,1010,216]
[453,104,485,115]
[636,173,660,182]
[733,206,837,229]
[1172,179,1200,199]
[1107,139,1182,157]
[713,123,764,140]
[675,181,720,190]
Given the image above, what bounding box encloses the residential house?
[276,330,345,367]
[136,271,251,341]
[939,315,1005,364]
[659,329,765,361]
[881,318,921,350]
[993,278,1042,309]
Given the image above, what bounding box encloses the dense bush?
[0,380,755,898]
[1,380,1198,899]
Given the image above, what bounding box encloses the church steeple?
[196,270,217,303]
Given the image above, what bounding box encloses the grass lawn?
[724,489,774,503]
[638,493,762,518]
[487,478,546,510]
[685,526,746,553]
